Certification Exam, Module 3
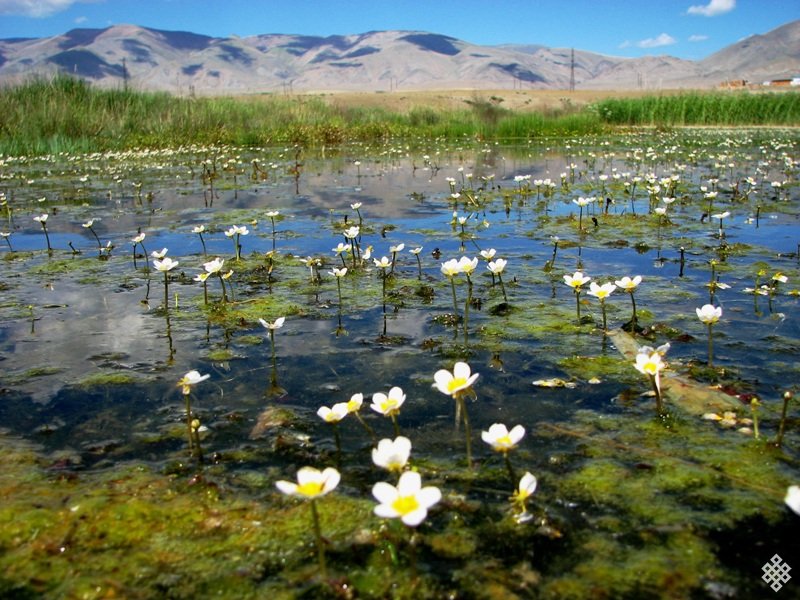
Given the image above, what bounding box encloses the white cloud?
[74,15,87,24]
[0,0,97,17]
[636,33,678,48]
[687,0,736,17]
[688,34,709,42]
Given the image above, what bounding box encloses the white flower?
[564,271,591,289]
[487,259,507,275]
[785,485,800,516]
[615,275,642,291]
[204,257,225,274]
[343,226,360,239]
[372,436,412,472]
[177,370,210,394]
[132,232,146,244]
[433,362,479,397]
[374,256,392,269]
[151,248,168,259]
[409,247,423,255]
[346,393,364,413]
[515,472,538,503]
[259,316,286,330]
[440,258,461,277]
[588,282,616,300]
[33,214,48,224]
[696,304,722,325]
[481,423,525,452]
[153,257,179,272]
[317,403,349,423]
[480,248,497,261]
[350,202,362,210]
[457,256,478,275]
[389,243,405,253]
[225,225,249,237]
[192,225,206,234]
[372,471,441,527]
[276,467,340,499]
[329,267,348,277]
[371,387,406,416]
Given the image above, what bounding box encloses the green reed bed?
[593,91,800,127]
[2,77,798,155]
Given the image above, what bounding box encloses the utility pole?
[569,48,575,92]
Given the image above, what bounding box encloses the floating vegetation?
[0,129,798,597]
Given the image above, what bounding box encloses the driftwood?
[608,328,741,416]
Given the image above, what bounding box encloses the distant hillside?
[0,20,797,94]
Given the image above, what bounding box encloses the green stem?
[391,413,401,438]
[575,290,581,324]
[450,277,459,321]
[355,412,377,445]
[464,276,472,345]
[458,396,473,469]
[498,273,507,302]
[600,299,607,332]
[217,273,228,303]
[707,323,714,368]
[310,499,327,578]
[650,374,664,416]
[184,392,194,454]
[630,291,638,328]
[163,272,170,312]
[503,452,517,491]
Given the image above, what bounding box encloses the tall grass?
[592,91,800,126]
[1,77,797,155]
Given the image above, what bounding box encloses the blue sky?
[0,0,796,59]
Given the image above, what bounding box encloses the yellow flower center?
[296,481,324,497]
[380,398,398,414]
[495,434,513,449]
[392,495,420,516]
[447,377,468,393]
[643,360,660,375]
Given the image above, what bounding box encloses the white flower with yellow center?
[372,471,441,527]
[487,259,507,275]
[457,256,478,276]
[696,304,722,324]
[615,275,642,292]
[317,403,349,423]
[481,423,525,453]
[563,271,590,290]
[153,257,179,272]
[259,316,285,330]
[372,436,412,472]
[440,258,461,278]
[588,281,616,300]
[177,369,209,395]
[346,393,363,413]
[433,361,479,398]
[276,467,340,499]
[370,386,406,416]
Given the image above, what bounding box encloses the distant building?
[762,78,800,87]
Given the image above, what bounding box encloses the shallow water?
[1,132,799,597]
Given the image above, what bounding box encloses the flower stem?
[450,277,459,322]
[464,275,472,345]
[355,412,377,445]
[649,374,664,416]
[600,299,608,332]
[310,499,327,578]
[630,291,638,328]
[163,272,170,312]
[498,273,508,303]
[503,452,517,491]
[458,396,473,469]
[707,323,714,368]
[575,290,581,323]
[391,413,401,438]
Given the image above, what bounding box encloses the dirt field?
[301,88,688,113]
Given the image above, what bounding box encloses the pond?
[1,130,799,598]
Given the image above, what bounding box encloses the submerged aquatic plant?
[276,466,341,577]
[153,254,179,311]
[192,225,207,256]
[371,386,406,437]
[482,423,525,488]
[177,369,210,462]
[131,231,148,268]
[266,210,280,250]
[615,275,642,330]
[433,361,479,469]
[225,224,249,261]
[511,472,538,524]
[410,246,423,279]
[34,213,52,254]
[487,258,508,302]
[634,344,668,417]
[317,402,348,457]
[82,219,102,248]
[1,231,13,252]
[345,392,376,443]
[587,281,616,332]
[696,303,722,368]
[203,257,229,303]
[564,271,591,324]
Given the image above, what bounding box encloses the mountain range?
[0,19,798,94]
